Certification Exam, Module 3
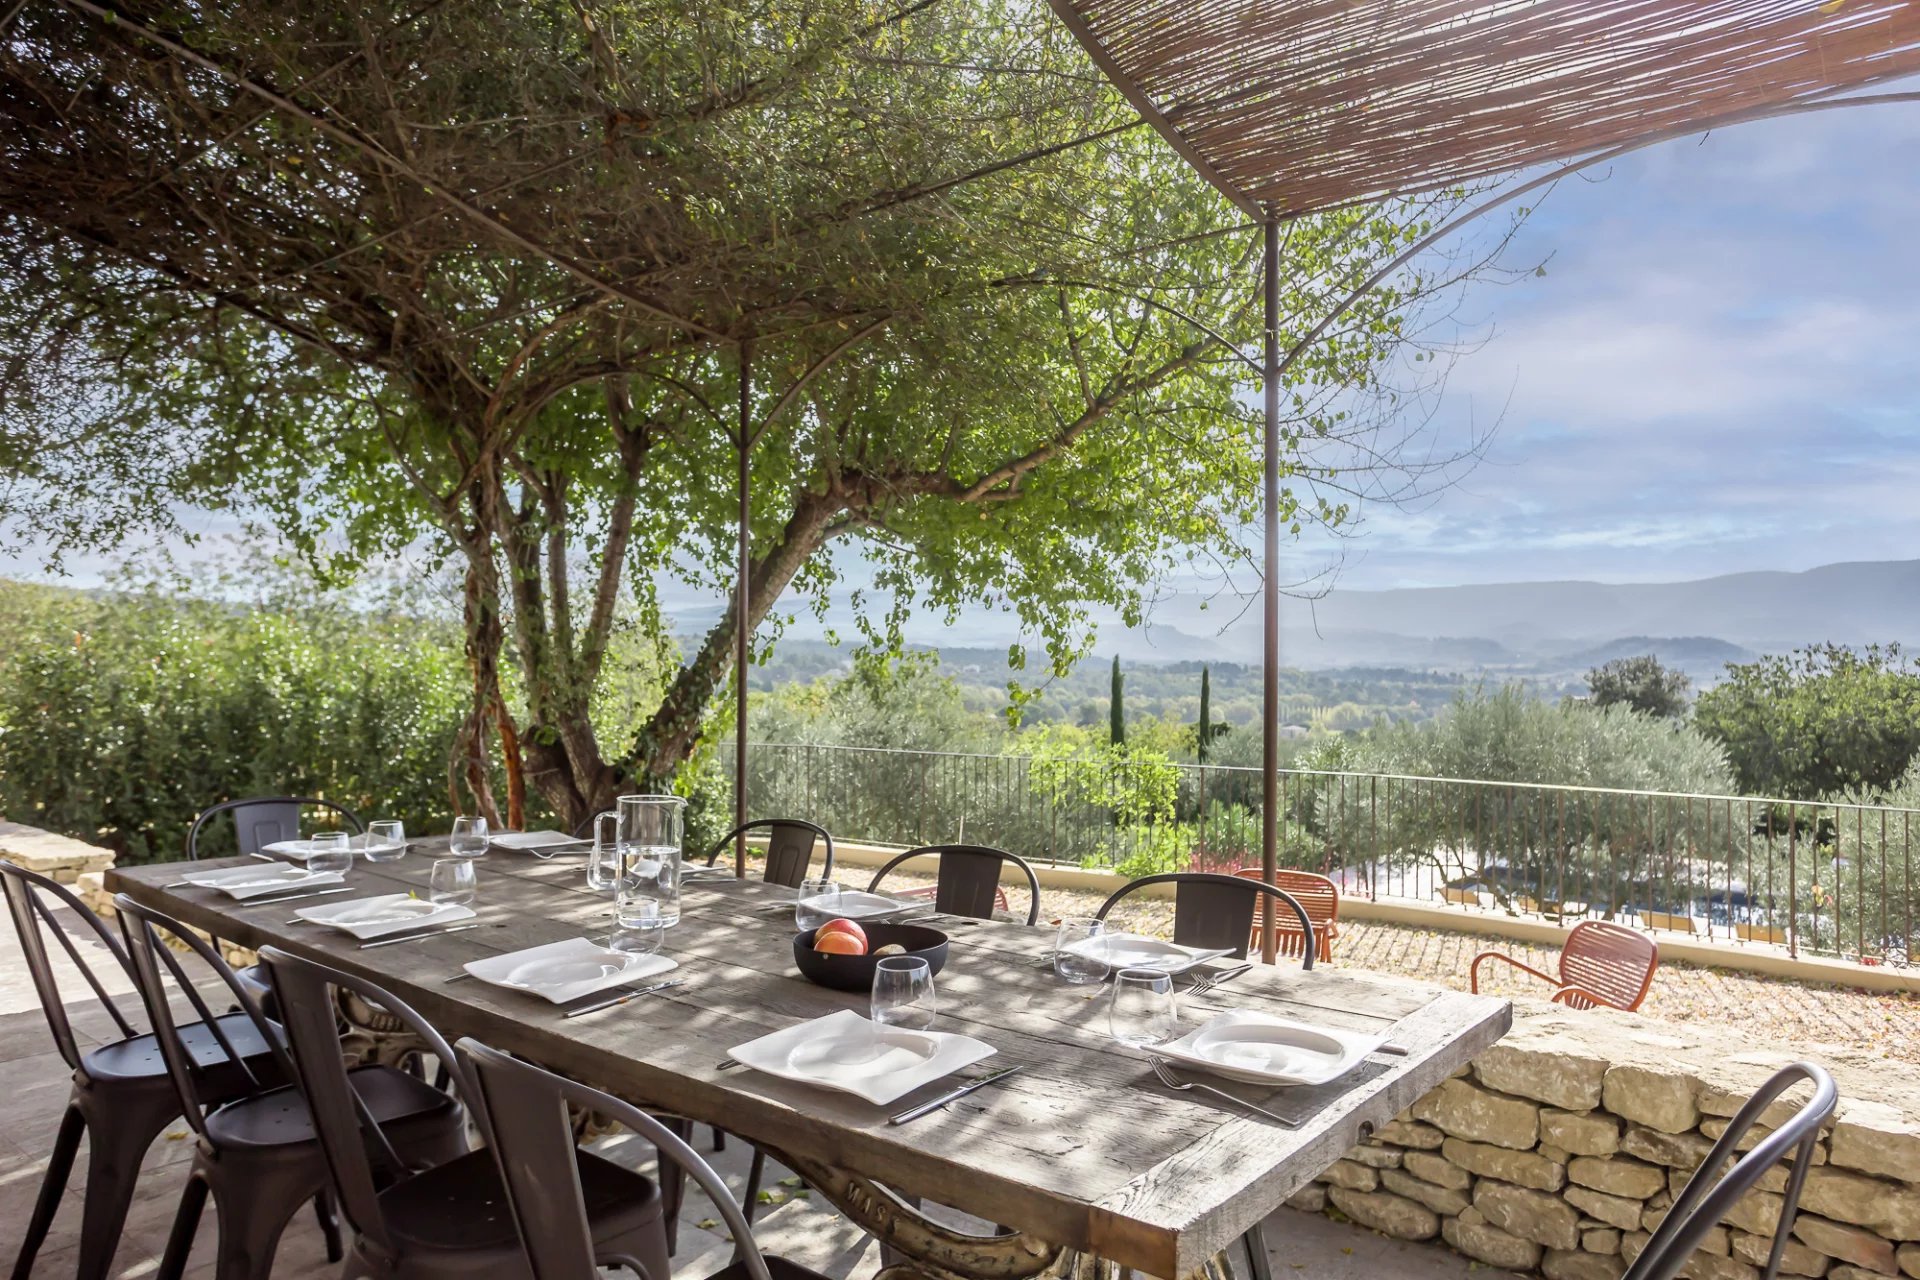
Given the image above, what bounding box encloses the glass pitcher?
[585,811,623,894]
[616,794,685,928]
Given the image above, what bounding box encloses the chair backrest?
[1559,920,1659,1011]
[1095,872,1316,968]
[1232,868,1338,927]
[457,1037,771,1280]
[0,860,142,1069]
[701,819,834,888]
[112,893,290,1135]
[867,844,1043,926]
[1624,1062,1835,1280]
[187,796,364,860]
[258,945,467,1254]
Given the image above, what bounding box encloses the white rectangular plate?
[294,893,476,940]
[261,834,392,861]
[1063,932,1232,975]
[728,1009,996,1106]
[181,864,346,900]
[1156,1009,1383,1087]
[800,889,915,920]
[463,937,676,1004]
[490,830,584,851]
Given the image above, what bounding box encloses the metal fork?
[1188,964,1252,997]
[1147,1057,1299,1127]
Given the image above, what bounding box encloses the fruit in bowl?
[813,918,868,950]
[792,922,949,992]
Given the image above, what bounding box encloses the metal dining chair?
[114,895,468,1280]
[1094,871,1317,968]
[258,945,670,1280]
[186,795,364,859]
[1232,867,1340,961]
[0,861,283,1280]
[865,843,1043,925]
[699,818,834,888]
[457,1037,834,1280]
[1624,1062,1835,1280]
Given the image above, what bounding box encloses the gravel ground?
[833,859,1920,1064]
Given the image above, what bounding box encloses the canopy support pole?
[735,342,752,879]
[1260,218,1280,965]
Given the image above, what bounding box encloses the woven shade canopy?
[1046,0,1920,217]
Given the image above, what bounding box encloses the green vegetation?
[1585,654,1692,719]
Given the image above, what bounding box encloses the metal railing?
[727,742,1919,965]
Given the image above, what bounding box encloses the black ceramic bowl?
[792,923,950,992]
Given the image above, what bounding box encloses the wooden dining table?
[109,843,1510,1280]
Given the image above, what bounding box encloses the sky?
[7,96,1920,652]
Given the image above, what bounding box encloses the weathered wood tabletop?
[109,845,1509,1279]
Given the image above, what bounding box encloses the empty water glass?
[796,878,841,931]
[871,955,936,1033]
[1054,916,1109,984]
[1109,967,1177,1048]
[429,857,476,906]
[307,831,353,876]
[585,811,623,893]
[612,897,666,955]
[448,815,489,858]
[365,820,407,863]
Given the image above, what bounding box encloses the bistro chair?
[114,895,468,1280]
[700,818,834,888]
[1623,1062,1835,1280]
[186,795,364,859]
[1232,867,1339,962]
[458,1037,834,1280]
[258,945,669,1280]
[866,843,1043,926]
[0,861,281,1280]
[1470,919,1659,1011]
[1094,872,1317,968]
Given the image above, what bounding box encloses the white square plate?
[727,1009,995,1106]
[181,864,346,900]
[293,893,476,939]
[261,835,393,861]
[1156,1009,1383,1086]
[1063,932,1232,975]
[463,938,676,1003]
[800,890,915,920]
[490,830,585,851]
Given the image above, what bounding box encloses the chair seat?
[207,1063,459,1151]
[378,1146,663,1255]
[81,1011,281,1091]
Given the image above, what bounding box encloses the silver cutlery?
[359,923,482,950]
[1188,964,1252,996]
[240,886,356,907]
[444,972,473,984]
[717,1057,741,1070]
[1146,1057,1299,1127]
[561,978,686,1019]
[1377,1042,1410,1057]
[249,852,280,863]
[889,1065,1024,1125]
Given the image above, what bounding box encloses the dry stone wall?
[1292,1003,1920,1280]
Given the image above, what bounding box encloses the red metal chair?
[1470,920,1659,1011]
[1234,868,1340,962]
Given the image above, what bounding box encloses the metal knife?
[561,978,686,1019]
[888,1065,1024,1125]
[239,886,356,907]
[359,922,482,950]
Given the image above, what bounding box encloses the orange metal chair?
[1234,868,1340,962]
[1470,920,1659,1011]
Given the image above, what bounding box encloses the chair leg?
[313,1189,344,1263]
[1241,1218,1274,1280]
[208,1179,299,1280]
[12,1104,84,1280]
[741,1149,767,1227]
[656,1117,693,1257]
[711,1126,727,1153]
[74,1111,158,1280]
[157,1173,211,1280]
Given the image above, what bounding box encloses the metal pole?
[1260,218,1280,965]
[735,341,752,878]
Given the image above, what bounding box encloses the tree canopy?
[0,0,1508,827]
[1585,654,1691,720]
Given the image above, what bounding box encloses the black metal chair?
[258,945,670,1280]
[0,861,282,1280]
[1093,872,1317,968]
[866,843,1043,926]
[114,895,469,1280]
[700,818,834,888]
[1624,1062,1836,1280]
[458,1037,834,1280]
[186,795,364,860]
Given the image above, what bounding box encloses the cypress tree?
[1197,666,1213,763]
[1109,655,1126,746]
